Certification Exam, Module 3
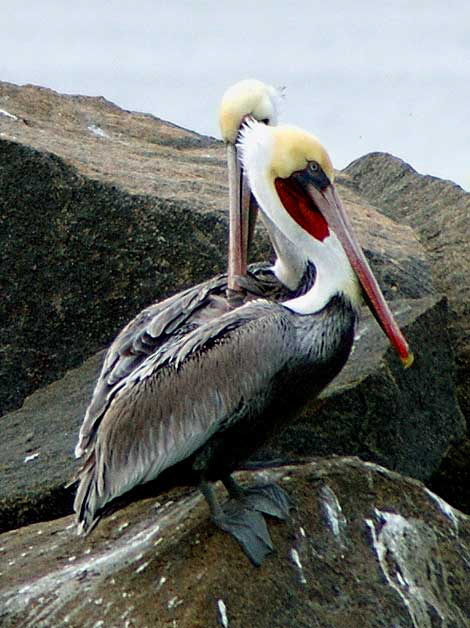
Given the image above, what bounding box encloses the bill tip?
[401,351,414,369]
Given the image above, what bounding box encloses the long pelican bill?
[226,141,252,293]
[307,182,414,367]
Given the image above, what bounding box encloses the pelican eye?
[308,161,320,173]
[261,118,270,125]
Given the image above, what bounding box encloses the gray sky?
[2,1,469,189]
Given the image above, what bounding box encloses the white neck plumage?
[281,228,361,315]
[240,126,361,315]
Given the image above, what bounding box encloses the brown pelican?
[74,120,413,567]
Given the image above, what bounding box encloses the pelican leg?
[199,481,274,567]
[222,475,293,521]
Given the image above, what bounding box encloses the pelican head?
[219,78,282,144]
[239,121,413,367]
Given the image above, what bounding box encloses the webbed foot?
[212,500,273,567]
[223,476,293,520]
[200,481,274,566]
[242,483,293,520]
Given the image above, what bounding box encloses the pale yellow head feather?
[270,126,335,182]
[219,79,280,143]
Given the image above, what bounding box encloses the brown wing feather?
[74,300,294,533]
[75,266,286,458]
[75,274,229,457]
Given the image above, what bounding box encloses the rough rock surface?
[1,458,469,628]
[0,82,433,415]
[1,294,464,535]
[0,80,263,416]
[344,153,470,418]
[344,153,470,517]
[0,351,104,534]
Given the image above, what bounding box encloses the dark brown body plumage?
[74,260,355,533]
[74,265,288,530]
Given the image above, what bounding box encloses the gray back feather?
[74,299,294,531]
[75,274,227,458]
[75,268,288,459]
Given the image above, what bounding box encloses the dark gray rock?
[344,153,470,515]
[1,458,469,628]
[429,437,470,520]
[343,153,470,419]
[0,352,103,533]
[0,140,233,415]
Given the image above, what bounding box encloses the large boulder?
[1,459,469,627]
[344,153,470,418]
[0,83,433,415]
[344,153,470,516]
[0,81,231,415]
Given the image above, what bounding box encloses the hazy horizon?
[2,1,469,189]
